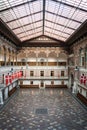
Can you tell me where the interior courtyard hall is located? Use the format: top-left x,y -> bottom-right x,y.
0,0 -> 87,130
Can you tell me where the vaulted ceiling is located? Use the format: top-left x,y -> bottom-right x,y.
0,0 -> 87,46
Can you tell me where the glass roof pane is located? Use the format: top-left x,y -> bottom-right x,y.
51,34 -> 66,41
7,16 -> 42,30
19,17 -> 29,25
59,4 -> 75,18
45,27 -> 68,39
17,33 -> 26,38
45,21 -> 54,27
13,5 -> 28,18
29,0 -> 43,13
45,12 -> 56,22
0,0 -> 10,11
20,31 -> 42,41
32,13 -> 42,22
71,10 -> 87,22
29,32 -> 42,37
50,32 -> 66,39
45,25 -> 70,36
0,13 -> 7,22
61,33 -> 70,38
20,27 -> 42,35
79,0 -> 87,10
56,0 -> 87,11
22,26 -> 33,32
46,0 -> 60,14
7,20 -> 21,29
56,16 -> 69,25
67,21 -> 81,29
13,28 -> 24,34
45,27 -> 52,33
45,20 -> 69,33
53,30 -> 61,36
0,0 -> 33,11
59,6 -> 75,19
45,31 -> 66,41
64,28 -> 74,34
30,31 -> 42,36
0,0 -> 87,42
0,10 -> 16,22
60,0 -> 80,6
17,27 -> 42,37
54,25 -> 64,31
8,0 -> 28,6
46,0 -> 76,18
23,22 -> 42,31
34,28 -> 42,33
35,21 -> 43,27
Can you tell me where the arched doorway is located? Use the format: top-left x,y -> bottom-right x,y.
68,73 -> 74,90
39,80 -> 45,89
41,80 -> 44,87
70,73 -> 74,90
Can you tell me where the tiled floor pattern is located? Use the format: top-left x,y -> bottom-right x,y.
0,88 -> 87,130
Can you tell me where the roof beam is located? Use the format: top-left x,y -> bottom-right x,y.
45,19 -> 75,30
52,0 -> 87,12
46,10 -> 82,24
6,11 -> 42,23
16,26 -> 42,35
12,19 -> 43,30
45,25 -> 70,35
0,0 -> 37,12
21,34 -> 63,43
43,0 -> 46,35
19,31 -> 42,39
22,34 -> 43,42
45,30 -> 66,39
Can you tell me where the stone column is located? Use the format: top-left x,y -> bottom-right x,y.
4,52 -> 6,66
47,57 -> 48,66
0,90 -> 4,105
36,53 -> 38,66
57,53 -> 59,66
72,81 -> 77,93
9,53 -> 11,66
36,57 -> 38,66
85,47 -> 87,69
16,54 -> 17,66
78,49 -> 80,67
12,51 -> 14,66
46,53 -> 49,66
57,58 -> 58,66
13,55 -> 14,66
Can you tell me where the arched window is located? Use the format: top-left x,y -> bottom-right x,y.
40,58 -> 44,66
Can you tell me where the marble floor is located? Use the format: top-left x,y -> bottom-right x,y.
0,88 -> 87,130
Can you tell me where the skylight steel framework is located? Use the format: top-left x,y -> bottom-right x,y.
0,0 -> 87,42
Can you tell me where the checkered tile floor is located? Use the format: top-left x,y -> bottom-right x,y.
0,88 -> 87,130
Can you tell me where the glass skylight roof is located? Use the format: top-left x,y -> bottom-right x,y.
0,0 -> 87,42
